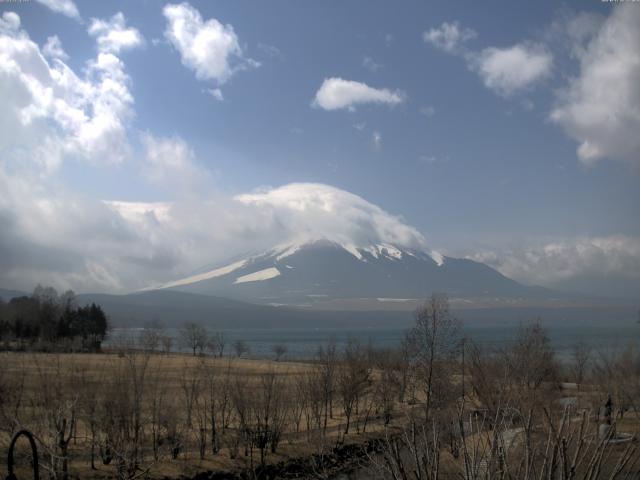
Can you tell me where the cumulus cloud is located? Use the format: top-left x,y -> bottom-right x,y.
0,10 -> 256,293
88,12 -> 144,54
312,77 -> 405,111
207,88 -> 224,101
466,235 -> 640,298
0,160 -> 258,293
140,133 -> 210,193
550,4 -> 640,167
423,21 -> 476,53
424,20 -> 552,96
471,44 -> 552,96
163,2 -> 257,84
0,165 -> 173,293
34,0 -> 80,20
0,11 -> 137,171
42,35 -> 68,60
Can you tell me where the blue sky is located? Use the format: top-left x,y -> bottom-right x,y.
0,0 -> 639,295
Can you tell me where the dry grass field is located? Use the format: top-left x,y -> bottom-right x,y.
1,314 -> 639,480
0,349 -> 412,479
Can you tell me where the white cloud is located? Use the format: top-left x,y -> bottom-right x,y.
312,77 -> 405,111
550,5 -> 640,167
140,133 -> 209,193
423,21 -> 476,53
42,35 -> 68,60
88,12 -> 144,54
163,2 -> 256,84
466,235 -> 640,296
207,88 -> 224,101
471,44 -> 553,96
0,11 -> 136,170
424,21 -> 552,97
257,42 -> 284,60
0,165 -> 174,293
235,183 -> 428,251
34,0 -> 80,20
371,131 -> 382,151
562,12 -> 605,60
0,15 -> 425,291
362,56 -> 382,72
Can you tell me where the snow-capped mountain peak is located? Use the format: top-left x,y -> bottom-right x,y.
270,239 -> 443,265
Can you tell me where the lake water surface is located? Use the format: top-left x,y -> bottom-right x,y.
107,317 -> 640,361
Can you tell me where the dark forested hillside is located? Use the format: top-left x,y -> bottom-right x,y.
0,285 -> 108,351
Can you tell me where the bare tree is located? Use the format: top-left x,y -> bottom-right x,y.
503,322 -> 558,413
161,334 -> 173,354
316,339 -> 337,431
207,331 -> 225,358
289,374 -> 308,433
371,405 -> 640,480
467,341 -> 511,416
139,319 -> 164,353
571,341 -> 592,386
302,368 -> 325,436
179,361 -> 202,428
34,355 -> 79,480
272,343 -> 287,361
147,360 -> 168,462
408,293 -> 461,420
78,363 -> 105,470
232,369 -> 289,466
180,321 -> 208,356
202,358 -> 224,454
99,350 -> 152,479
372,348 -> 401,426
0,355 -> 26,436
337,338 -> 370,435
233,339 -> 249,358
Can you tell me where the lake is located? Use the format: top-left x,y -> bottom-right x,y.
107,312 -> 640,361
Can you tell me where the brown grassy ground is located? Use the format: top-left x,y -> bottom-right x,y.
2,351 -> 638,479
0,351 -> 407,479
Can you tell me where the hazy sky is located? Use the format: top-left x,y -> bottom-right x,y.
0,0 -> 639,295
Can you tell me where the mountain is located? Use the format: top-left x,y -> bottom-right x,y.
0,288 -> 28,301
76,290 -> 638,330
75,290 -> 414,328
151,239 -> 547,307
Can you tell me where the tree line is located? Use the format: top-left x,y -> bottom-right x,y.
0,285 -> 108,351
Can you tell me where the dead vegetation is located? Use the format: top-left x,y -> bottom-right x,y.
1,294 -> 638,479
0,343 -> 415,479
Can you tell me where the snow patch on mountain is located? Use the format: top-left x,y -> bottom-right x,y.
234,267 -> 281,284
431,250 -> 445,266
342,243 -> 364,260
362,243 -> 403,260
275,243 -> 303,261
157,259 -> 248,289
